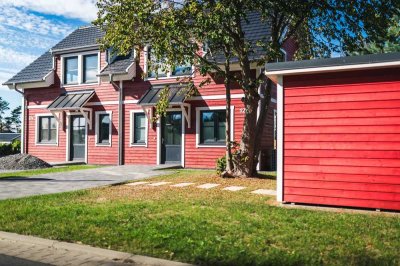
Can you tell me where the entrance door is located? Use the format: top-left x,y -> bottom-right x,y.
70,115 -> 86,161
161,112 -> 182,164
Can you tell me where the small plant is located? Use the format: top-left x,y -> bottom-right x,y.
216,156 -> 226,175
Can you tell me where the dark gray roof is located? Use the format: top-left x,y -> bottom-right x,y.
0,133 -> 20,142
138,85 -> 187,106
47,90 -> 95,110
51,26 -> 104,52
209,12 -> 271,64
100,50 -> 135,75
266,52 -> 400,72
3,51 -> 53,85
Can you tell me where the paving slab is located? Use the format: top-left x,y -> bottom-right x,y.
125,181 -> 149,186
0,165 -> 170,200
222,186 -> 246,191
171,182 -> 195,187
251,189 -> 277,196
148,181 -> 171,186
196,183 -> 220,189
0,231 -> 192,266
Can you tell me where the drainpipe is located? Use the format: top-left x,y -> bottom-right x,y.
13,84 -> 25,154
109,74 -> 124,166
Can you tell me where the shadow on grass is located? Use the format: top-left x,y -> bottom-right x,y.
0,176 -> 114,182
256,172 -> 277,180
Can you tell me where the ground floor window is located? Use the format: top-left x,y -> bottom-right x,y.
200,109 -> 226,145
130,111 -> 148,146
95,111 -> 112,146
37,116 -> 57,144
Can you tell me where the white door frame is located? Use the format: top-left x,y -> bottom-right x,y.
156,108 -> 185,167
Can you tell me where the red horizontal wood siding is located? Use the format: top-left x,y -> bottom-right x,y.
283,68 -> 400,211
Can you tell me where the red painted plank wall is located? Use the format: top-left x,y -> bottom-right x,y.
283,68 -> 400,211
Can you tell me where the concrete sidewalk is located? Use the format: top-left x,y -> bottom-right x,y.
0,165 -> 172,200
0,231 -> 192,266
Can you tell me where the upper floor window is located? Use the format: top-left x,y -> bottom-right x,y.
62,53 -> 99,86
83,54 -> 98,83
64,56 -> 78,85
146,46 -> 192,79
37,116 -> 57,144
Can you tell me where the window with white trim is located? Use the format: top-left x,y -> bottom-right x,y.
62,53 -> 99,86
146,46 -> 192,79
95,112 -> 112,145
131,111 -> 148,145
200,110 -> 226,145
38,116 -> 57,144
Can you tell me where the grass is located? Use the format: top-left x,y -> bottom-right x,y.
0,169 -> 399,265
0,165 -> 100,179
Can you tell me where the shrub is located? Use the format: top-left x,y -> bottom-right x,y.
216,155 -> 226,175
0,140 -> 21,157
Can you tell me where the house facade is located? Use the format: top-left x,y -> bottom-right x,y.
4,16 -> 295,169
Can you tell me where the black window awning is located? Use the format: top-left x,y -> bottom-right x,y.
47,90 -> 95,110
138,85 -> 187,106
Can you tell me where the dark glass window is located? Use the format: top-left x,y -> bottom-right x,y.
147,47 -> 168,78
133,113 -> 146,144
98,114 -> 110,144
83,54 -> 98,83
64,56 -> 78,84
200,110 -> 226,145
38,116 -> 57,143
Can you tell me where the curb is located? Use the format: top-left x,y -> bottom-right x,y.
0,231 -> 192,266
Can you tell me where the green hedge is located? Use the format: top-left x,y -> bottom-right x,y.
0,140 -> 21,157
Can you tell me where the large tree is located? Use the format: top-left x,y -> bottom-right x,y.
95,0 -> 399,177
0,97 -> 10,132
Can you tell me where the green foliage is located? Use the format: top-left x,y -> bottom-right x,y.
0,139 -> 20,157
0,97 -> 10,132
216,155 -> 226,175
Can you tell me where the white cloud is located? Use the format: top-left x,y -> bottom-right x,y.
0,6 -> 74,36
0,47 -> 37,68
0,0 -> 98,23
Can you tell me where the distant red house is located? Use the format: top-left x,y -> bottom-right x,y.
3,13 -> 294,169
266,53 -> 400,211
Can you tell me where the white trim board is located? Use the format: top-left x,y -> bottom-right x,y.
276,76 -> 284,203
129,110 -> 148,147
195,106 -> 234,148
94,111 -> 113,147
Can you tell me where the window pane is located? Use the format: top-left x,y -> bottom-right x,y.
171,62 -> 191,76
200,110 -> 226,145
64,57 -> 78,84
217,111 -> 226,141
50,129 -> 57,142
50,117 -> 57,129
40,129 -> 48,142
98,114 -> 110,144
147,47 -> 168,78
83,54 -> 98,83
134,113 -> 146,144
38,116 -> 56,143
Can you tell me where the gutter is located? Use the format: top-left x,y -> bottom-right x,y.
109,74 -> 124,166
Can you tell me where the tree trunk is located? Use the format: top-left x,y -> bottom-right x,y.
252,78 -> 272,172
224,67 -> 234,174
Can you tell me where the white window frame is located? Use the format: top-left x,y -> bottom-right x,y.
196,106 -> 234,148
35,113 -> 59,146
130,110 -> 148,147
143,45 -> 195,81
61,51 -> 101,87
95,111 -> 112,147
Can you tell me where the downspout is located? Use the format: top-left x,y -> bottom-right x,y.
13,84 -> 25,154
109,74 -> 124,166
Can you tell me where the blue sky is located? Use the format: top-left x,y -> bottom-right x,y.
0,0 -> 98,115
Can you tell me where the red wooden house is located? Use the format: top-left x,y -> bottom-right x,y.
266,53 -> 400,211
4,13 -> 293,169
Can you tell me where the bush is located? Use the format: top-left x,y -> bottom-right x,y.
216,155 -> 226,175
0,140 -> 21,157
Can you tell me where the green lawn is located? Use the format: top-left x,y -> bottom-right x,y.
0,165 -> 100,179
0,169 -> 398,265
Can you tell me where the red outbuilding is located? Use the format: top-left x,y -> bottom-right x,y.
266,53 -> 400,211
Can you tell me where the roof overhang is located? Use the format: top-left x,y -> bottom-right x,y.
265,52 -> 400,83
50,45 -> 100,55
5,70 -> 54,89
98,61 -> 136,82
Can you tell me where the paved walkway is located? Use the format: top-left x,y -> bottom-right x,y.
126,181 -> 277,196
0,231 -> 191,266
0,165 -> 170,200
